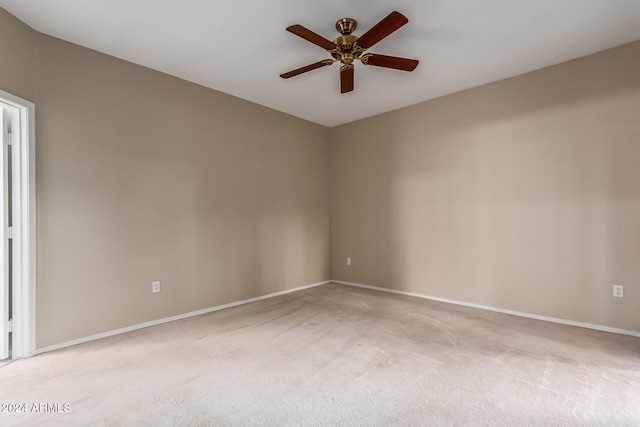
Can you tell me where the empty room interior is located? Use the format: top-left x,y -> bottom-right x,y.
1,1 -> 639,425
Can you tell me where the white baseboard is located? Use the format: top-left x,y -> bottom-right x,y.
36,280 -> 331,355
35,278 -> 639,355
333,280 -> 640,338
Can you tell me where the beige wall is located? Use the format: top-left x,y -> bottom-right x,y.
0,8 -> 35,100
2,9 -> 330,348
330,41 -> 640,333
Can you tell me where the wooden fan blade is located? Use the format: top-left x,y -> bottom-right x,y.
286,25 -> 337,50
280,60 -> 332,79
362,54 -> 419,71
355,11 -> 408,49
340,66 -> 354,93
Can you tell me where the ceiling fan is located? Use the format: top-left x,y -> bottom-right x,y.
280,11 -> 419,94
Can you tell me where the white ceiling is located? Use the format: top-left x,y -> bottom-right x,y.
2,0 -> 640,127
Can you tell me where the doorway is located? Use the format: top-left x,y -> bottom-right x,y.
0,89 -> 36,359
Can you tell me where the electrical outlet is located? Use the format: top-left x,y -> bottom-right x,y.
613,285 -> 623,298
346,257 -> 351,266
152,281 -> 161,293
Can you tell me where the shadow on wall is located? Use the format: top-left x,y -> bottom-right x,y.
331,41 -> 640,331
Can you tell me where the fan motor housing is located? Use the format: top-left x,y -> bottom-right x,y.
332,35 -> 363,65
333,35 -> 359,51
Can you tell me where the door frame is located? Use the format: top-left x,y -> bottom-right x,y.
0,89 -> 36,358
1,106 -> 7,359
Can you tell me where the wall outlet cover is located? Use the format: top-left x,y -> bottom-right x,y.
613,285 -> 623,298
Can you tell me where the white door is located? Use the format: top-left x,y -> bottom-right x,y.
0,105 -> 8,360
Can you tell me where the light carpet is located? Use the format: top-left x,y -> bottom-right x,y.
1,283 -> 639,426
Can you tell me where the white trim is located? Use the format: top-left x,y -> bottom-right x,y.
333,280 -> 640,338
0,89 -> 36,358
0,107 -> 8,359
36,280 -> 331,355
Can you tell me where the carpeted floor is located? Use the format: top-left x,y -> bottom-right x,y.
1,283 -> 639,426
